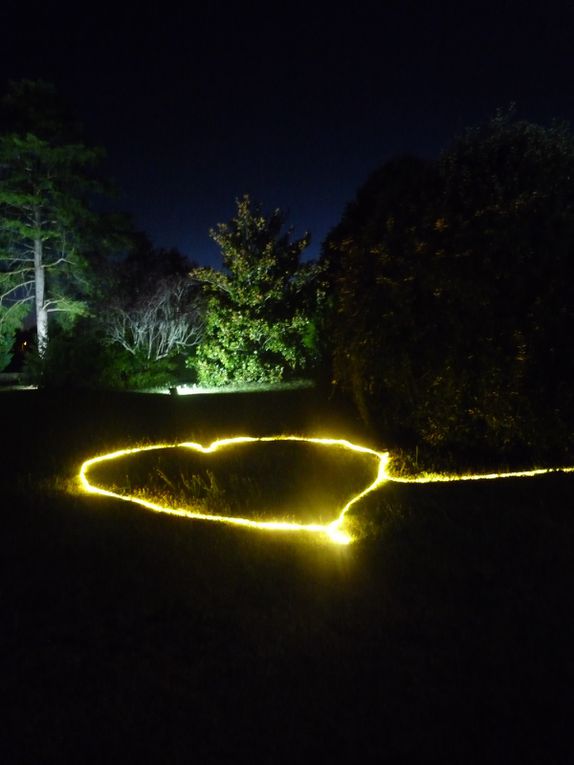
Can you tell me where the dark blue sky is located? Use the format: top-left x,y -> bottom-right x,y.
2,0 -> 574,266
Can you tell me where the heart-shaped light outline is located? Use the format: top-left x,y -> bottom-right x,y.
79,436 -> 391,545
79,435 -> 574,545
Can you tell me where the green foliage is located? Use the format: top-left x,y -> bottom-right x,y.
111,349 -> 186,390
23,317 -> 187,390
23,319 -> 121,389
325,114 -> 574,458
0,301 -> 29,370
189,195 -> 323,385
0,80 -> 108,355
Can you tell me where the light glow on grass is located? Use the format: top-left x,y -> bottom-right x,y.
389,464 -> 574,483
79,436 -> 388,545
79,435 -> 574,545
176,381 -> 313,395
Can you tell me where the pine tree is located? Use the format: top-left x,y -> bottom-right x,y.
0,81 -> 105,361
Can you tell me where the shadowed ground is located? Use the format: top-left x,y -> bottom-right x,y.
1,388 -> 573,763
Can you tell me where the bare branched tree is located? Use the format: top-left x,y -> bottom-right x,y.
105,274 -> 203,360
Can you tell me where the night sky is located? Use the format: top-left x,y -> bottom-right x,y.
2,0 -> 573,267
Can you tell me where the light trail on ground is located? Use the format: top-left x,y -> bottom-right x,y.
79,436 -> 574,545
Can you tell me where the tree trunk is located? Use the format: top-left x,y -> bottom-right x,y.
34,235 -> 48,356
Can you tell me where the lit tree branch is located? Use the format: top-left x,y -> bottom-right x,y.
0,279 -> 35,302
104,275 -> 204,360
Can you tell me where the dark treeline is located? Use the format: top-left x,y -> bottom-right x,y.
1,81 -> 573,464
323,111 -> 574,464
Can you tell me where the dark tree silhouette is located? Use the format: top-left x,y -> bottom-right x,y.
324,113 -> 574,458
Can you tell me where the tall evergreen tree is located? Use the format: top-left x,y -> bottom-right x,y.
189,195 -> 322,385
0,80 -> 106,360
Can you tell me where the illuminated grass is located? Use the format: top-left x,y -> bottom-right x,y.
388,463 -> 574,483
79,435 -> 574,545
79,437 -> 388,545
173,380 -> 313,396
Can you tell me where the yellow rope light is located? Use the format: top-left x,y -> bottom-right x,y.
78,435 -> 574,545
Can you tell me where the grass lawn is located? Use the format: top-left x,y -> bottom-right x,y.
1,388 -> 573,762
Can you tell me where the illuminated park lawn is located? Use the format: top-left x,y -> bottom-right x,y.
79,435 -> 574,545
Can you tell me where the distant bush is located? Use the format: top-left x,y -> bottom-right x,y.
23,318 -> 190,390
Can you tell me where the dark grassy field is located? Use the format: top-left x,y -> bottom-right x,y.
1,389 -> 574,763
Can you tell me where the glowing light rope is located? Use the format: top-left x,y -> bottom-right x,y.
79,436 -> 574,545
389,464 -> 574,483
79,436 -> 387,545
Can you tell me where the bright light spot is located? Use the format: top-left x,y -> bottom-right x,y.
326,522 -> 352,545
173,380 -> 313,396
78,435 -> 574,545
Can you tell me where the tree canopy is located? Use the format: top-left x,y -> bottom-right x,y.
0,80 -> 106,363
189,195 -> 322,386
324,113 -> 574,459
